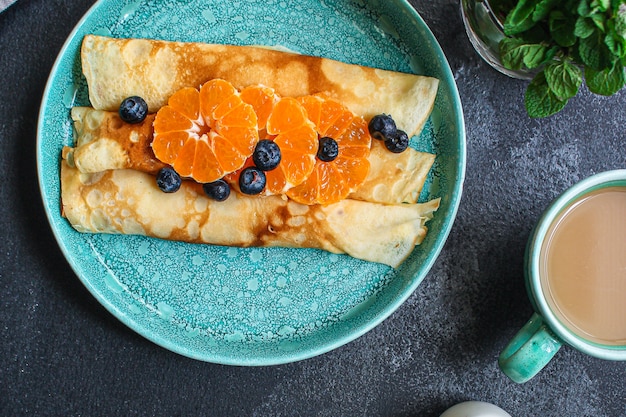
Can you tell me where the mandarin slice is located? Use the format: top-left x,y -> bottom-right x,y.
240,85 -> 278,132
151,79 -> 259,183
286,96 -> 372,205
227,94 -> 318,195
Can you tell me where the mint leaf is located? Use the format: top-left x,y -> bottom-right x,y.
533,0 -> 559,22
591,0 -> 610,11
523,44 -> 551,67
579,30 -> 612,69
544,45 -> 561,62
575,16 -> 597,38
578,0 -> 592,17
550,10 -> 578,46
525,71 -> 569,117
504,0 -> 542,35
500,38 -> 526,69
605,26 -> 626,58
615,4 -> 626,38
500,38 -> 550,69
585,60 -> 626,95
591,0 -> 611,12
544,60 -> 583,99
590,12 -> 607,31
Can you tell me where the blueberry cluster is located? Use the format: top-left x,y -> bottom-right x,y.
368,114 -> 409,153
155,140 -> 284,199
238,139 -> 282,195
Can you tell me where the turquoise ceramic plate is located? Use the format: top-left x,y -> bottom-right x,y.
37,0 -> 465,365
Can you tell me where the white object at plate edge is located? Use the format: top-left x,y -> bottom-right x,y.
440,401 -> 512,417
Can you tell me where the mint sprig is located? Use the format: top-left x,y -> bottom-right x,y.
498,0 -> 626,118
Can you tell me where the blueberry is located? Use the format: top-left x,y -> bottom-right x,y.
317,137 -> 339,162
203,179 -> 231,201
384,129 -> 409,153
368,114 -> 397,140
239,167 -> 266,195
156,166 -> 182,193
252,139 -> 281,171
119,96 -> 148,124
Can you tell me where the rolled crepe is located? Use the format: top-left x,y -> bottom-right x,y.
81,35 -> 439,137
61,161 -> 439,268
66,107 -> 436,204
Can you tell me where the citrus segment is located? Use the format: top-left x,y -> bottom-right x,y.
150,131 -> 188,165
212,133 -> 250,172
322,108 -> 354,139
219,126 -> 261,154
269,124 -> 318,192
212,94 -> 244,121
217,100 -> 258,128
277,125 -> 319,182
189,142 -> 222,180
240,85 -> 278,130
316,98 -> 349,135
296,95 -> 322,127
199,79 -> 237,116
152,105 -> 195,134
166,87 -> 200,120
226,95 -> 318,195
266,97 -> 311,134
173,139 -> 205,178
286,96 -> 372,205
151,79 -> 259,183
262,97 -> 318,194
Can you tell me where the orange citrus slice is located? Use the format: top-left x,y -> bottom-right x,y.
286,95 -> 372,205
151,79 -> 259,183
226,87 -> 318,195
240,85 -> 277,134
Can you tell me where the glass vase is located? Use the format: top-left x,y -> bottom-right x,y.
460,0 -> 535,80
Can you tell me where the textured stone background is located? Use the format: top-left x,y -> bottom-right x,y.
1,0 -> 624,416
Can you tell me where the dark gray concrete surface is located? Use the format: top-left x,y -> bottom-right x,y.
1,0 -> 624,416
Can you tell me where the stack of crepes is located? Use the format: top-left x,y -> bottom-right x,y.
60,35 -> 441,268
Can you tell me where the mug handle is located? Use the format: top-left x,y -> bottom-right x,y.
498,312 -> 562,383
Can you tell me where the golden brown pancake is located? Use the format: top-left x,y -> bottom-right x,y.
61,161 -> 439,268
81,35 -> 439,137
62,35 -> 442,266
